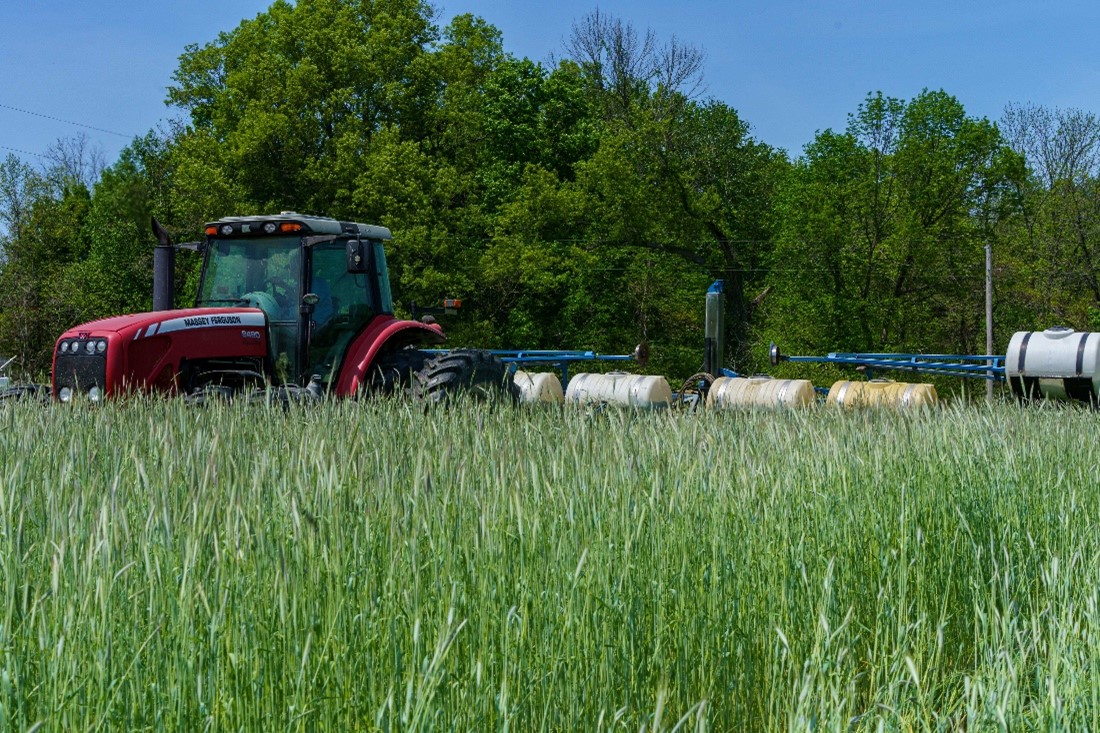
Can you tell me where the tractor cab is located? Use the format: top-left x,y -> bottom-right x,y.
196,213 -> 395,386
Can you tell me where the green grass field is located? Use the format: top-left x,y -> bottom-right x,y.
1,398 -> 1099,731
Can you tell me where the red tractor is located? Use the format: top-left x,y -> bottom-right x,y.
43,212 -> 515,403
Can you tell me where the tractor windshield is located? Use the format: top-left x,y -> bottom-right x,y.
198,236 -> 303,380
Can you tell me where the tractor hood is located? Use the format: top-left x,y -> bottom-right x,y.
53,306 -> 273,400
58,307 -> 268,340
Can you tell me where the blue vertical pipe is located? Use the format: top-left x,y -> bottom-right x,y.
704,280 -> 725,375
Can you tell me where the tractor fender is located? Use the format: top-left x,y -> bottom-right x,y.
334,316 -> 445,396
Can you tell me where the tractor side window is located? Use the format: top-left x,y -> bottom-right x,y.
308,242 -> 375,382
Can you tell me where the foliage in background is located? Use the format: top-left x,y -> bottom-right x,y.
997,103 -> 1100,334
759,91 -> 1025,362
0,0 -> 1097,382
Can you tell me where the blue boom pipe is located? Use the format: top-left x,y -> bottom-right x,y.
493,349 -> 641,387
428,344 -> 649,387
769,343 -> 1006,382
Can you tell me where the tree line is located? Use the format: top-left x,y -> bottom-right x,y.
2,0 -> 1098,384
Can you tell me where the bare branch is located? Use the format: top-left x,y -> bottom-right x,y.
565,10 -> 705,113
41,133 -> 105,189
657,36 -> 704,98
1002,102 -> 1100,187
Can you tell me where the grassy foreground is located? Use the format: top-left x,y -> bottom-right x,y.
1,398 -> 1099,731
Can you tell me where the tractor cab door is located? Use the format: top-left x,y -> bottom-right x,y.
306,240 -> 379,384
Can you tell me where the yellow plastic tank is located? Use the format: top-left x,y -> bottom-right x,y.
564,372 -> 672,408
826,379 -> 937,409
707,376 -> 815,409
513,370 -> 564,404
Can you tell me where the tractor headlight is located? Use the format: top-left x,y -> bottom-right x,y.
96,339 -> 107,353
59,387 -> 73,402
85,340 -> 96,354
88,386 -> 102,402
59,341 -> 69,354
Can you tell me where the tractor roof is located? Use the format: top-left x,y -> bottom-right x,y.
205,212 -> 392,240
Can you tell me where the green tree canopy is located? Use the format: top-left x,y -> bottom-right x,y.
763,90 -> 1025,360
7,1 -> 1072,387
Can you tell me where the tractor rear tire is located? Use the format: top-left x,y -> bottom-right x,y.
368,349 -> 431,397
413,349 -> 518,404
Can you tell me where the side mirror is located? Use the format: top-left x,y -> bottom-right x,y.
346,239 -> 368,273
300,292 -> 320,316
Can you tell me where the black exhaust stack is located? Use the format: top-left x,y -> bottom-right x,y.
152,218 -> 176,311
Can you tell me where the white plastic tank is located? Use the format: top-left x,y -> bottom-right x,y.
707,376 -> 815,409
826,379 -> 937,409
1005,327 -> 1100,402
513,370 -> 564,404
564,372 -> 672,408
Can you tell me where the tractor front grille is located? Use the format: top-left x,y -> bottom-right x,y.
54,352 -> 107,398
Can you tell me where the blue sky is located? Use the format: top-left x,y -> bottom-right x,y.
2,0 -> 1097,167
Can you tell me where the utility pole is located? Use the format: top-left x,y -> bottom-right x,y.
985,241 -> 993,401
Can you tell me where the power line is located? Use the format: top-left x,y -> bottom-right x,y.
0,144 -> 44,159
0,102 -> 131,138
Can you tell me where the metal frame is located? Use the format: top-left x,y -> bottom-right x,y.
0,356 -> 14,390
770,344 -> 1006,382
426,349 -> 639,386
499,350 -> 640,386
